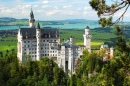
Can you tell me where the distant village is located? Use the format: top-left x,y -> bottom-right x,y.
0,30 -> 17,41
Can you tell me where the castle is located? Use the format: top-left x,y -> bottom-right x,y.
17,9 -> 91,74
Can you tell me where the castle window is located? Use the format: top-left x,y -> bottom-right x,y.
28,41 -> 30,43
47,40 -> 49,42
24,41 -> 26,43
43,40 -> 45,42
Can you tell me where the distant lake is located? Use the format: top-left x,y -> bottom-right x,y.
0,23 -> 101,30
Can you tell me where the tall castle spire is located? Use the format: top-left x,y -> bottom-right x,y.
29,8 -> 35,28
30,8 -> 34,19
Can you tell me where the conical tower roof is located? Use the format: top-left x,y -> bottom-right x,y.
86,26 -> 90,29
37,22 -> 40,29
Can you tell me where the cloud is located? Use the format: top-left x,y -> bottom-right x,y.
84,6 -> 91,10
33,5 -> 38,8
1,9 -> 12,14
43,0 -> 48,4
46,10 -> 59,16
42,5 -> 51,8
54,6 -> 58,9
83,11 -> 88,16
35,10 -> 44,13
25,5 -> 31,8
77,8 -> 82,11
63,5 -> 71,8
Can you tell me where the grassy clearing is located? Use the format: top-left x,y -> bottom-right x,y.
76,42 -> 103,48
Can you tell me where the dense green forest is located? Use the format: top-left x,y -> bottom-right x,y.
0,48 -> 130,86
0,53 -> 67,86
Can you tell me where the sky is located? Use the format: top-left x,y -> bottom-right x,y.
0,0 -> 130,21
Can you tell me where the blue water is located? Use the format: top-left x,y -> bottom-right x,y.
0,23 -> 101,30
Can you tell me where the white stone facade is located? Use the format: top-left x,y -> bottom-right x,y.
17,9 -> 91,74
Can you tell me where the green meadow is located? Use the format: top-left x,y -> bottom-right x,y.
0,37 -> 17,56
0,28 -> 117,55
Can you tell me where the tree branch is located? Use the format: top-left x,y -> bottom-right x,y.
115,4 -> 130,24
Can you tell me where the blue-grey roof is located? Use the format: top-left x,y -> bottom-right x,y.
19,27 -> 59,39
62,42 -> 78,48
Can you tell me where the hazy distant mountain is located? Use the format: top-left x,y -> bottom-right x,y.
0,17 -> 17,22
0,17 -> 98,26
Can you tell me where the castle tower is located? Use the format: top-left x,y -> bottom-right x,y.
83,26 -> 91,52
36,22 -> 41,60
69,37 -> 73,44
29,8 -> 35,28
68,48 -> 74,74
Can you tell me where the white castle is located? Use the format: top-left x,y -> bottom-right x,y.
17,9 -> 91,74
